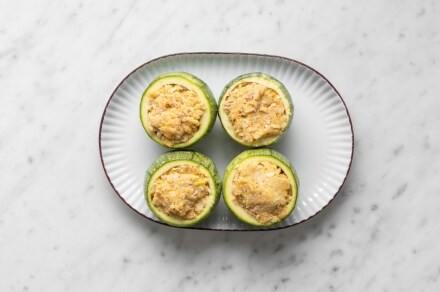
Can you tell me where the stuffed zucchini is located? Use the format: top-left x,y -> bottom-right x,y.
145,151 -> 221,227
223,149 -> 298,226
140,72 -> 217,148
218,73 -> 293,147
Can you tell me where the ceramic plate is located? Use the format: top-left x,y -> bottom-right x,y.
99,53 -> 354,231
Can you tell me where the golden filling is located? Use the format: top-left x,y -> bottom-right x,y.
151,164 -> 211,220
147,84 -> 206,146
232,160 -> 292,224
223,82 -> 288,144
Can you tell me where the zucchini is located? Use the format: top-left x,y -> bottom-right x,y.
218,72 -> 293,147
140,72 -> 217,148
223,149 -> 298,226
145,151 -> 221,227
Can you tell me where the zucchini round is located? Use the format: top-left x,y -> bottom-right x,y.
218,72 -> 293,147
145,151 -> 221,227
140,72 -> 217,148
223,149 -> 298,226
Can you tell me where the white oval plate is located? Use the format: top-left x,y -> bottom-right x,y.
99,53 -> 354,231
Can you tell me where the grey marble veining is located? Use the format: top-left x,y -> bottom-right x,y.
1,0 -> 440,291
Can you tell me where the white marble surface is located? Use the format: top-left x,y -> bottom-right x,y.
1,0 -> 439,291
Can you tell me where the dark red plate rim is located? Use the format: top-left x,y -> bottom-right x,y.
98,52 -> 355,232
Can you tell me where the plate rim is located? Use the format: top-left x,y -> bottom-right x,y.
99,52 -> 355,231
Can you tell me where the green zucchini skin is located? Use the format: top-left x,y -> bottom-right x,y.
145,151 -> 221,227
140,72 -> 217,149
218,72 -> 293,147
222,148 -> 299,227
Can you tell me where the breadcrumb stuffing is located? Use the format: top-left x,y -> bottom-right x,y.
147,84 -> 206,146
232,160 -> 292,224
223,82 -> 287,144
151,164 -> 211,220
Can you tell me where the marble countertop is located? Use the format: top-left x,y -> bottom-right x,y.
1,0 -> 439,291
